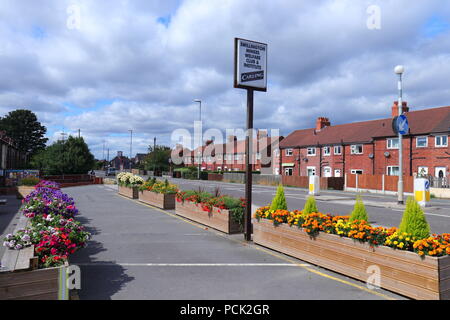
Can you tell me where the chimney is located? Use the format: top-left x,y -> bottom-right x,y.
205,139 -> 213,146
117,151 -> 123,157
227,135 -> 237,142
257,129 -> 268,140
391,101 -> 409,117
316,117 -> 331,131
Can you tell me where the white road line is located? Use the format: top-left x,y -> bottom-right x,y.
75,263 -> 310,267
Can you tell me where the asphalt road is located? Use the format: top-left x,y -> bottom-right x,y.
153,177 -> 450,235
67,185 -> 403,300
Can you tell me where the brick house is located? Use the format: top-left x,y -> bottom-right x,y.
110,151 -> 131,170
183,131 -> 284,174
280,103 -> 450,179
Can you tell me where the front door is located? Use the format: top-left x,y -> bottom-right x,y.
435,167 -> 446,178
324,167 -> 332,177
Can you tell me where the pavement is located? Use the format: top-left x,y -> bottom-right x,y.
66,184 -> 404,300
0,195 -> 23,259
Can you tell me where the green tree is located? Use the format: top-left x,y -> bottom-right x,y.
30,136 -> 95,175
144,145 -> 171,172
303,196 -> 319,215
349,196 -> 369,223
398,197 -> 430,240
0,109 -> 48,157
270,184 -> 288,211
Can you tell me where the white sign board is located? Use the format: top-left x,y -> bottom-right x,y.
234,38 -> 267,92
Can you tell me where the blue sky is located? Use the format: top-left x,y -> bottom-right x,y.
0,0 -> 449,160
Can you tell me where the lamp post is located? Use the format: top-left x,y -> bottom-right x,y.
395,65 -> 405,204
194,99 -> 202,180
129,129 -> 133,171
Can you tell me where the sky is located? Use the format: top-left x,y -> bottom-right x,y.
0,0 -> 450,160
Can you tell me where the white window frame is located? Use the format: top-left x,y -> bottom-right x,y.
351,169 -> 363,175
386,166 -> 400,176
323,146 -> 331,156
284,167 -> 293,176
350,145 -> 363,154
285,149 -> 293,156
387,138 -> 399,149
416,136 -> 428,148
307,147 -> 316,156
435,135 -> 448,148
334,169 -> 341,177
307,166 -> 316,176
334,146 -> 342,155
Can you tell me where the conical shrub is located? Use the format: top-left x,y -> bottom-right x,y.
270,184 -> 288,211
398,197 -> 430,240
302,196 -> 318,215
349,195 -> 369,222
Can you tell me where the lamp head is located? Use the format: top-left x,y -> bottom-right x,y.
394,65 -> 404,75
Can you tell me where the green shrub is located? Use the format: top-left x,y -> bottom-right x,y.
349,196 -> 369,223
270,184 -> 287,211
303,196 -> 318,215
398,197 -> 430,240
19,176 -> 40,186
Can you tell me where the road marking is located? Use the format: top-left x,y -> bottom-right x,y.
117,194 -> 396,300
75,263 -> 308,267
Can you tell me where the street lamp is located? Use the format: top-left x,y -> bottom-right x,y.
194,99 -> 202,179
129,129 -> 133,171
395,65 -> 404,204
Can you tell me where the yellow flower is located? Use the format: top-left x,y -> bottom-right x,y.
394,241 -> 398,245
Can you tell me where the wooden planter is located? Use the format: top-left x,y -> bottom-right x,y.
17,186 -> 35,199
175,200 -> 242,234
138,190 -> 175,209
118,185 -> 138,199
253,219 -> 450,300
0,214 -> 70,300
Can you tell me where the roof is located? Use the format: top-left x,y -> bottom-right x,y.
190,136 -> 283,156
280,105 -> 450,149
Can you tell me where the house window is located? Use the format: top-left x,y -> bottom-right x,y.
417,166 -> 428,177
284,167 -> 293,176
387,166 -> 400,176
307,167 -> 316,176
416,136 -> 428,148
350,145 -> 363,154
323,146 -> 331,156
307,147 -> 316,156
387,138 -> 399,149
334,169 -> 341,177
436,135 -> 448,147
334,146 -> 342,155
351,169 -> 363,175
285,149 -> 293,156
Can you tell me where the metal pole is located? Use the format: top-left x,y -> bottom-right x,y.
397,73 -> 404,204
153,137 -> 156,175
197,100 -> 202,180
244,89 -> 254,241
129,130 -> 133,170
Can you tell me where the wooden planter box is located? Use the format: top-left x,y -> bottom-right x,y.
118,185 -> 138,199
17,186 -> 35,199
253,219 -> 450,300
138,190 -> 175,209
175,200 -> 242,234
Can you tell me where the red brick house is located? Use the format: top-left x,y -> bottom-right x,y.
280,103 -> 450,179
182,131 -> 284,174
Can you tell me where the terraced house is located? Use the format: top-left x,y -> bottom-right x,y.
280,102 -> 450,181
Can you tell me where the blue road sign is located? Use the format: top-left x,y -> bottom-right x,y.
396,114 -> 409,135
425,180 -> 430,190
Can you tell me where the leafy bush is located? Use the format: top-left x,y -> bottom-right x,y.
139,179 -> 178,194
270,184 -> 287,211
19,176 -> 40,186
303,196 -> 318,215
349,196 -> 369,223
398,197 -> 430,240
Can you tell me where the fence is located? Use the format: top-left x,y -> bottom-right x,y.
428,177 -> 449,189
345,174 -> 414,193
222,173 -> 281,186
282,176 -> 345,190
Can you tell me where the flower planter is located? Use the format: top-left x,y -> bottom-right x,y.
118,185 -> 138,199
17,186 -> 35,199
176,200 -> 242,234
138,190 -> 175,210
252,218 -> 450,300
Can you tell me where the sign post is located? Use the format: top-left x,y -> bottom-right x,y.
234,38 -> 267,241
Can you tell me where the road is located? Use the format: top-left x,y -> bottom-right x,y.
67,184 -> 404,300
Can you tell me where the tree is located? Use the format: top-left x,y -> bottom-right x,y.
0,109 -> 48,157
349,196 -> 369,223
30,136 -> 95,175
398,197 -> 430,240
144,145 -> 171,172
270,184 -> 287,211
302,196 -> 319,215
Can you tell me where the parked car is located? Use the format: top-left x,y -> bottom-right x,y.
106,168 -> 116,176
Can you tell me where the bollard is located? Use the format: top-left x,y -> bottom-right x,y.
414,178 -> 431,207
309,175 -> 320,196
